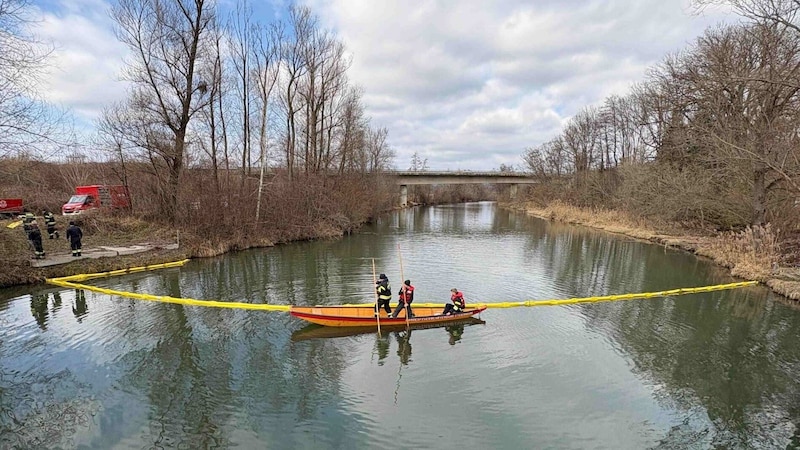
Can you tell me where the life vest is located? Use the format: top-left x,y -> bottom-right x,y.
399,285 -> 414,303
451,291 -> 465,310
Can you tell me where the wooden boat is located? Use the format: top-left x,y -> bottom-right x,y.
291,317 -> 486,341
289,305 -> 487,328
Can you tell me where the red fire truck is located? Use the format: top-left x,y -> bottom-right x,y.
61,185 -> 131,216
0,198 -> 24,218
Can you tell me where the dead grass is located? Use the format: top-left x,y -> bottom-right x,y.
507,199 -> 800,301
518,200 -> 670,240
699,225 -> 780,281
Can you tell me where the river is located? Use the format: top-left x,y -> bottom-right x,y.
1,202 -> 799,449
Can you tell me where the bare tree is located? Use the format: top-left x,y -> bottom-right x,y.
111,0 -> 215,223
523,137 -> 570,178
278,5 -> 313,180
227,1 -> 253,189
336,87 -> 366,173
0,0 -> 73,158
670,23 -> 800,225
409,151 -> 428,171
562,106 -> 601,183
695,0 -> 800,37
253,21 -> 282,221
366,127 -> 394,172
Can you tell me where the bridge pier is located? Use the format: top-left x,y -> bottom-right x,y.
400,185 -> 408,207
509,184 -> 518,199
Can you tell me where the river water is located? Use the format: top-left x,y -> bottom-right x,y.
1,202 -> 799,449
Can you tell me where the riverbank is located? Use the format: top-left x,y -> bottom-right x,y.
0,212 -> 356,288
505,200 -> 800,301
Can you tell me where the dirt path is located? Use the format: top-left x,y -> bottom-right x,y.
29,242 -> 180,268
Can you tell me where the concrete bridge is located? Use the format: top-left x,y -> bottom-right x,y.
392,171 -> 538,206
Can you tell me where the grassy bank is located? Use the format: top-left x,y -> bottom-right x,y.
0,212 -> 361,288
505,200 -> 800,301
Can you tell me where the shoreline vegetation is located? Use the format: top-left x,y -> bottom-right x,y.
7,198 -> 800,306
506,200 -> 800,302
0,178 -> 497,288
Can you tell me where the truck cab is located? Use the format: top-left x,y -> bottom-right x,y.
62,185 -> 130,216
61,194 -> 97,215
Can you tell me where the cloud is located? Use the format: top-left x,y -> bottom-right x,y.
34,0 -> 129,123
305,0 -> 732,170
27,0 -> 732,170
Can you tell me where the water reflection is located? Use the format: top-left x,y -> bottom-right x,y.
4,203 -> 800,448
395,329 -> 412,365
445,323 -> 464,345
290,318 -> 486,343
72,289 -> 87,321
30,292 -> 49,329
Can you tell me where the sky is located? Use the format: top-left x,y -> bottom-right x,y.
30,0 -> 734,171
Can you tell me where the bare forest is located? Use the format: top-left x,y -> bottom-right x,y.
1,0 -> 402,253
522,0 -> 800,267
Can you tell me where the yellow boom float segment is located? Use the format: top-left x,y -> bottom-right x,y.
47,261 -> 758,311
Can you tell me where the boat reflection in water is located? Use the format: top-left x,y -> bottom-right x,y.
290,317 -> 486,341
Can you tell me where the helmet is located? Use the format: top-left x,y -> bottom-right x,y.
379,273 -> 387,279
404,280 -> 411,286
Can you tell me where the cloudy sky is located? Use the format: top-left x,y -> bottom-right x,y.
32,0 -> 733,170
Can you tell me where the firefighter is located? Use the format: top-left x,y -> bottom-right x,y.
391,279 -> 415,318
375,273 -> 392,315
22,212 -> 45,259
42,210 -> 59,239
441,288 -> 465,315
66,221 -> 83,257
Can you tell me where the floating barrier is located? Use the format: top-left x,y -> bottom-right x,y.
47,261 -> 759,312
49,260 -> 288,312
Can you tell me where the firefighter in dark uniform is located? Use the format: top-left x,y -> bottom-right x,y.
42,210 -> 59,239
375,273 -> 392,315
66,221 -> 83,257
22,212 -> 45,259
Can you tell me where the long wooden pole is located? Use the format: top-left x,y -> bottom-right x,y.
397,244 -> 410,328
372,258 -> 381,336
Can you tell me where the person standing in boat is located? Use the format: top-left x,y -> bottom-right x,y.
375,273 -> 392,315
442,288 -> 465,315
392,279 -> 415,318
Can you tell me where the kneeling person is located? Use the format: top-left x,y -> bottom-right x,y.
441,288 -> 465,315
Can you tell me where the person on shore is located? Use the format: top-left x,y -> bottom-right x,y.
42,210 -> 59,239
392,279 -> 415,318
441,288 -> 465,315
22,212 -> 45,259
66,221 -> 83,257
375,273 -> 392,315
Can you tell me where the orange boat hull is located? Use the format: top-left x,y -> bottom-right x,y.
290,305 -> 487,327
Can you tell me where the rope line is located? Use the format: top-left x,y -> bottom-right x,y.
46,261 -> 759,311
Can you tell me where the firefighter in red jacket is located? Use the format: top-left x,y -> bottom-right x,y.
442,288 -> 465,315
392,279 -> 415,318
